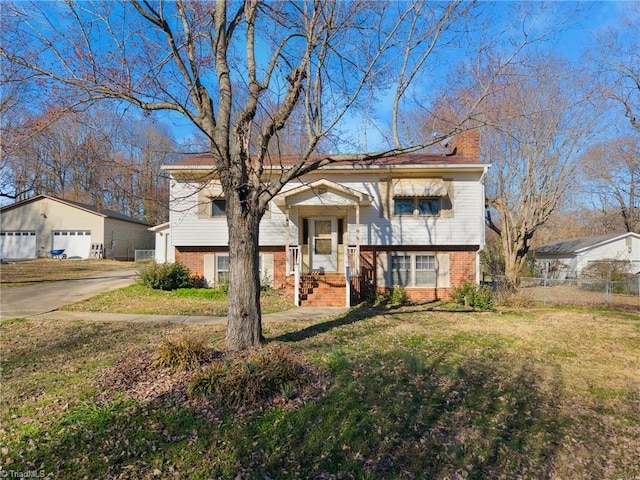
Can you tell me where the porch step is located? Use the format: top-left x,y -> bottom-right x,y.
298,273 -> 347,307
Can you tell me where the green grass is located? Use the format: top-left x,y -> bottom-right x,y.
1,306 -> 638,479
61,284 -> 294,316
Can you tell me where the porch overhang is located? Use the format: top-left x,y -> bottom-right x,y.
274,179 -> 371,208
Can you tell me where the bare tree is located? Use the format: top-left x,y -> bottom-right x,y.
581,136 -> 640,233
1,1 -> 566,349
483,57 -> 599,277
2,103 -> 174,222
595,3 -> 640,131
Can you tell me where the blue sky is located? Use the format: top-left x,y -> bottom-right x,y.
156,1 -> 637,150
9,1 -> 634,149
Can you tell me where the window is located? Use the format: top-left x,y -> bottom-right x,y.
391,253 -> 437,287
216,254 -> 263,286
393,198 -> 415,216
417,198 -> 440,216
415,254 -> 436,286
394,197 -> 440,216
391,255 -> 411,286
217,255 -> 229,284
211,199 -> 226,217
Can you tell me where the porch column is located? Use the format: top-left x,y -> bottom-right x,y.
285,206 -> 290,274
355,204 -> 360,258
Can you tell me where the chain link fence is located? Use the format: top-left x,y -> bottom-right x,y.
486,276 -> 640,310
134,249 -> 155,262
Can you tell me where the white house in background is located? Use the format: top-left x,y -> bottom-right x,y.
161,131 -> 490,307
149,222 -> 175,263
0,194 -> 153,260
534,232 -> 640,278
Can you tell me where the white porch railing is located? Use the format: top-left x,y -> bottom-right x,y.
345,246 -> 360,308
289,246 -> 301,306
288,245 -> 301,275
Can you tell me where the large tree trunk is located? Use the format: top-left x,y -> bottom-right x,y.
225,190 -> 265,351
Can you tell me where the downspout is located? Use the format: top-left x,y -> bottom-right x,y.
478,165 -> 490,283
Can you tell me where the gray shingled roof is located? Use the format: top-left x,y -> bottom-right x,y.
60,197 -> 151,225
535,234 -> 626,255
1,194 -> 151,226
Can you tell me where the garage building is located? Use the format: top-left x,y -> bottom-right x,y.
0,195 -> 153,260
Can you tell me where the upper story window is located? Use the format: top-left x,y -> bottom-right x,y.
211,199 -> 226,217
393,196 -> 441,217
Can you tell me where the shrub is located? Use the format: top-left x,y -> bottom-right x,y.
390,285 -> 408,306
188,345 -> 308,407
155,335 -> 211,371
492,280 -> 531,308
451,281 -> 494,310
260,272 -> 273,292
138,261 -> 197,291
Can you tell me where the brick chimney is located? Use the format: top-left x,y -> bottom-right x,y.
450,129 -> 479,160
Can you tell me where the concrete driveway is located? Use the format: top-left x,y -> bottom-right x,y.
0,268 -> 137,320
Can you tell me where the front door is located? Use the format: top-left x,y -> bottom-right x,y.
310,217 -> 337,272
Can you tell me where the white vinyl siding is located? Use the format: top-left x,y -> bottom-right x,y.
169,171 -> 486,248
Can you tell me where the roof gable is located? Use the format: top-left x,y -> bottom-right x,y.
0,194 -> 151,226
274,179 -> 371,208
535,232 -> 640,255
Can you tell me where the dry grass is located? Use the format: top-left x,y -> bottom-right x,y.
0,258 -> 133,285
1,305 -> 638,479
154,335 -> 214,371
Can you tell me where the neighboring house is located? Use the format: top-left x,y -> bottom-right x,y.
0,194 -> 153,260
534,232 -> 640,279
149,222 -> 175,264
162,132 -> 489,306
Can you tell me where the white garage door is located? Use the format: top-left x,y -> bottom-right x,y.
0,231 -> 37,259
52,231 -> 92,259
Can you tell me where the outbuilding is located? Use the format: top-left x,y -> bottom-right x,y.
0,195 -> 153,260
535,232 -> 640,279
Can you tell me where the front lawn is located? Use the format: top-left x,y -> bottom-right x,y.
0,259 -> 133,286
1,306 -> 638,479
60,284 -> 294,316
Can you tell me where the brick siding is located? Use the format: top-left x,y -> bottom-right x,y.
174,247 -> 476,306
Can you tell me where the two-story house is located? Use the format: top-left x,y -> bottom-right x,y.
162,132 -> 488,307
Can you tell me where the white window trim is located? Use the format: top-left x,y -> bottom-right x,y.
389,252 -> 439,287
393,196 -> 441,218
214,253 -> 264,286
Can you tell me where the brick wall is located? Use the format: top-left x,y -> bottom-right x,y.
175,247 -> 476,306
175,246 -> 227,277
273,250 -> 288,289
376,250 -> 477,303
175,247 -> 290,286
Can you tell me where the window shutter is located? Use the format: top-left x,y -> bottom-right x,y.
437,253 -> 450,288
440,180 -> 454,218
379,178 -> 390,218
196,191 -> 210,218
203,254 -> 216,287
377,252 -> 389,287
